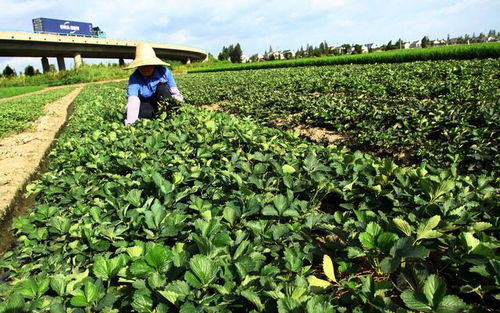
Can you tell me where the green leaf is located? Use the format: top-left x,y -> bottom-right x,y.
277,297 -> 301,313
262,205 -> 279,216
308,276 -> 332,289
423,274 -> 446,308
158,290 -> 178,305
223,206 -> 240,225
17,278 -> 37,298
50,274 -> 67,297
393,217 -> 413,236
347,246 -> 366,258
184,271 -> 202,288
282,164 -> 296,174
241,290 -> 265,311
282,209 -> 300,217
391,237 -> 429,259
127,245 -> 144,258
144,201 -> 167,230
273,194 -> 288,214
205,120 -> 217,131
93,256 -> 124,281
84,281 -> 100,303
97,294 -> 117,311
189,254 -> 219,286
159,280 -> 190,304
306,296 -> 334,313
127,189 -> 142,207
131,290 -> 153,313
213,230 -> 232,244
460,232 -> 480,252
376,232 -> 399,252
145,245 -> 172,272
365,222 -> 382,237
416,215 -> 441,241
359,233 -> 376,249
147,272 -> 165,289
431,180 -> 455,202
130,260 -> 154,277
70,295 -> 88,307
180,302 -> 197,313
401,290 -> 432,312
323,255 -> 336,283
435,295 -> 466,313
380,257 -> 401,274
3,293 -> 25,311
472,222 -> 492,232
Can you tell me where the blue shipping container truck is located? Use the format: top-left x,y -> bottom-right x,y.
32,18 -> 105,38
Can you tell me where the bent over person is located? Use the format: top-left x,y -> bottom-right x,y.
123,43 -> 183,125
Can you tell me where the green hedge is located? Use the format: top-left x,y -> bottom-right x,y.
189,43 -> 500,73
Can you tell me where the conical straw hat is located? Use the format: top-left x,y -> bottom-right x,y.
123,43 -> 170,70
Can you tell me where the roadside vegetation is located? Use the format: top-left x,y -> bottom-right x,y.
0,64 -> 129,88
0,85 -> 46,99
0,87 -> 75,137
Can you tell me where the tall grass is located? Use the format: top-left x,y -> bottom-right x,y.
0,64 -> 130,87
0,85 -> 46,99
188,43 -> 500,73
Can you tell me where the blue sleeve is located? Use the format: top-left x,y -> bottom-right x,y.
163,68 -> 177,88
127,73 -> 140,97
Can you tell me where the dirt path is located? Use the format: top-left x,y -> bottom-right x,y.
0,78 -> 126,103
0,87 -> 83,225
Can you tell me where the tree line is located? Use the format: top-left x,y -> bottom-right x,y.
217,44 -> 243,63
0,65 -> 41,78
217,29 -> 498,63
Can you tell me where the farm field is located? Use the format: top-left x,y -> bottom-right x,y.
187,43 -> 500,73
0,70 -> 498,313
177,59 -> 500,178
0,87 -> 75,138
0,86 -> 46,99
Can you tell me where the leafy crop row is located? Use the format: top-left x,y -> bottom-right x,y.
0,87 -> 75,138
188,43 -> 500,73
0,84 -> 498,312
177,59 -> 500,176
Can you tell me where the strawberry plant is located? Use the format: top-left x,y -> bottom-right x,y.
0,80 -> 498,312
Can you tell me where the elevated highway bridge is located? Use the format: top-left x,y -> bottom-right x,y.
0,31 -> 207,72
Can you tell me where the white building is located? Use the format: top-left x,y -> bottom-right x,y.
409,40 -> 421,48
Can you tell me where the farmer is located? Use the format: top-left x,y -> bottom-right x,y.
123,43 -> 183,125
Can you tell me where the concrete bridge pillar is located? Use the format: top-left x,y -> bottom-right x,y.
119,58 -> 125,66
73,52 -> 82,69
57,56 -> 66,71
41,57 -> 50,73
185,58 -> 191,64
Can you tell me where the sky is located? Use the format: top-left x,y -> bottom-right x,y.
1,0 -> 499,73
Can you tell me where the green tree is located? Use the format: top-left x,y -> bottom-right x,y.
341,44 -> 351,54
230,43 -> 243,63
354,44 -> 363,54
421,36 -> 430,48
24,65 -> 35,76
2,65 -> 16,77
395,38 -> 404,49
218,46 -> 230,61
